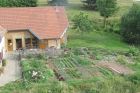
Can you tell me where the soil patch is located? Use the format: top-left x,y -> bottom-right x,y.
97,61 -> 133,75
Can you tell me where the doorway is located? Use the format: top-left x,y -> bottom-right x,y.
16,39 -> 22,50
7,39 -> 13,51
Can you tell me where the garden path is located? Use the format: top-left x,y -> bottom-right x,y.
0,57 -> 21,87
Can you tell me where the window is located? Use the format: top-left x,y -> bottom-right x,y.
25,38 -> 38,49
25,38 -> 31,49
32,39 -> 38,48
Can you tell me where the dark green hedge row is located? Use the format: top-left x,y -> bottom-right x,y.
0,0 -> 37,7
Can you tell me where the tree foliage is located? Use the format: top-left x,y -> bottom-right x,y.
48,0 -> 68,6
72,12 -> 93,33
81,0 -> 97,9
97,0 -> 117,28
121,4 -> 140,44
0,0 -> 37,7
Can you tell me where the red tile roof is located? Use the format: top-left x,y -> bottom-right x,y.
0,7 -> 69,39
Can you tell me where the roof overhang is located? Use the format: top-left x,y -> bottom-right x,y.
7,29 -> 40,40
7,26 -> 69,40
60,26 -> 68,38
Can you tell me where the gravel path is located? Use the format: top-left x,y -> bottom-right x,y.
0,59 -> 21,87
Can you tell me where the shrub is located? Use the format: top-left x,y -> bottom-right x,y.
72,12 -> 93,34
26,54 -> 34,59
2,59 -> 7,67
48,0 -> 68,6
125,46 -> 139,56
127,72 -> 140,85
106,19 -> 120,34
121,4 -> 140,44
36,54 -> 47,60
17,0 -> 37,7
116,55 -> 127,64
81,0 -> 97,9
0,0 -> 37,7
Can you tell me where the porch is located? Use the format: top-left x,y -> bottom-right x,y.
5,30 -> 66,52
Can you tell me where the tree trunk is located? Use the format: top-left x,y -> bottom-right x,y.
103,17 -> 107,29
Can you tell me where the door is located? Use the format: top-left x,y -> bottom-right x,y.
39,40 -> 48,49
7,39 -> 13,51
16,39 -> 22,50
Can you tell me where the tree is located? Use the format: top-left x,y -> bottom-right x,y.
0,0 -> 16,7
121,4 -> 140,44
72,12 -> 93,34
97,0 -> 117,28
17,0 -> 37,7
81,0 -> 97,9
0,0 -> 37,7
48,0 -> 68,6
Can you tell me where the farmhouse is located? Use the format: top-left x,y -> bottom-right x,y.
0,7 -> 68,51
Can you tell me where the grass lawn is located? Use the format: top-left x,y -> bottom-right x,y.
65,0 -> 133,51
66,0 -> 133,19
67,30 -> 129,51
38,0 -> 134,51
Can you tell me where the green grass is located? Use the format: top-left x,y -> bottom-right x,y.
67,30 -> 129,51
38,0 -> 133,51
66,0 -> 133,19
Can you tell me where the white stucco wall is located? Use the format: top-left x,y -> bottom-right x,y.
0,37 -> 5,53
0,36 -> 5,67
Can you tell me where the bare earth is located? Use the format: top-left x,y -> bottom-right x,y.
0,59 -> 21,87
97,61 -> 133,75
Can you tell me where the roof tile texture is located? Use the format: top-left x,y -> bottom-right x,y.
0,7 -> 68,39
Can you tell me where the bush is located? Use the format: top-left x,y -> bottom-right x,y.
125,46 -> 139,56
0,0 -> 37,7
17,0 -> 37,7
116,55 -> 127,64
127,72 -> 140,85
2,59 -> 7,67
121,4 -> 140,44
81,0 -> 97,9
36,54 -> 47,60
105,19 -> 120,34
48,0 -> 68,6
72,12 -> 94,33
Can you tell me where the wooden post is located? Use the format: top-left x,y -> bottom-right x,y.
30,34 -> 33,48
